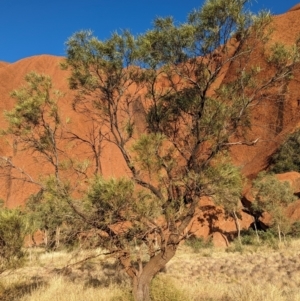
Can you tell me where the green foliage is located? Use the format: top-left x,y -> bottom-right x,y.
206,158 -> 243,213
5,72 -> 61,137
270,129 -> 300,173
25,177 -> 79,250
258,230 -> 279,249
84,175 -> 163,251
0,208 -> 27,272
288,221 -> 300,238
4,72 -> 64,180
131,133 -> 165,176
239,229 -> 277,247
252,172 -> 296,241
185,236 -> 213,253
87,176 -> 135,223
252,172 -> 296,213
87,176 -> 161,219
239,229 -> 258,246
3,72 -> 85,250
227,229 -> 281,252
267,40 -> 300,72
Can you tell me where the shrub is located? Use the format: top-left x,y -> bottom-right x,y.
185,236 -> 213,253
288,221 -> 300,238
0,208 -> 27,272
228,229 -> 281,251
240,229 -> 260,246
270,129 -> 300,173
259,230 -> 279,249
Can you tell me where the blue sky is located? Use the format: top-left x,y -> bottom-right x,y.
0,0 -> 298,63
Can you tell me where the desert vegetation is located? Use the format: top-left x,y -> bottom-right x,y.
270,129 -> 300,174
1,0 -> 300,300
1,238 -> 300,301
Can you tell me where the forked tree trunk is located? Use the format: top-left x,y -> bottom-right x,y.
131,245 -> 177,301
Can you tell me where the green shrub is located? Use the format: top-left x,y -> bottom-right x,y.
229,229 -> 281,250
248,229 -> 280,249
240,229 -> 260,246
270,129 -> 300,173
288,221 -> 300,238
227,229 -> 280,252
185,236 -> 213,253
0,208 -> 27,272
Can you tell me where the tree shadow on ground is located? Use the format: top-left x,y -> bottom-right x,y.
51,259 -> 127,289
0,278 -> 46,301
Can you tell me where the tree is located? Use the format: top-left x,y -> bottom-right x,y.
25,179 -> 78,250
0,206 -> 27,273
2,72 -> 84,250
252,172 -> 296,244
64,0 -> 300,300
65,120 -> 105,176
3,72 -> 63,182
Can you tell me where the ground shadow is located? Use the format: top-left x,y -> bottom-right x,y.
0,279 -> 46,301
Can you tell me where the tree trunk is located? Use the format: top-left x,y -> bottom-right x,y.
233,210 -> 241,245
132,244 -> 177,301
283,232 -> 287,245
253,217 -> 260,243
55,226 -> 61,249
44,229 -> 48,247
278,224 -> 282,243
134,276 -> 151,301
31,233 -> 37,247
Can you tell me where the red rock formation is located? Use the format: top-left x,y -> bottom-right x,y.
229,8 -> 300,178
288,3 -> 300,12
0,61 -> 9,69
276,172 -> 300,195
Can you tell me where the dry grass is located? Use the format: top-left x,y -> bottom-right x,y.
17,277 -> 132,301
1,240 -> 300,300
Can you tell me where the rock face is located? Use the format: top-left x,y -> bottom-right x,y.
275,172 -> 300,222
187,197 -> 254,247
0,61 -> 9,69
229,8 -> 300,178
276,172 -> 300,195
1,7 -> 300,240
288,3 -> 300,12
